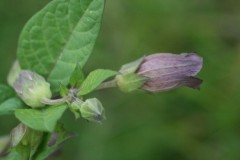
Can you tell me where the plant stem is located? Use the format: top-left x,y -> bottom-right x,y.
41,97 -> 67,106
97,79 -> 117,90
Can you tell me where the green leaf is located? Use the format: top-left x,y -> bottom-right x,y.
15,105 -> 67,132
0,97 -> 25,116
0,84 -> 14,103
17,0 -> 105,92
70,63 -> 85,87
59,83 -> 68,97
34,123 -> 73,160
78,69 -> 117,96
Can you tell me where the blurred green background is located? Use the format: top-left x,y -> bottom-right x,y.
1,0 -> 240,160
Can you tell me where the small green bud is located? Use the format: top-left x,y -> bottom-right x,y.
13,70 -> 52,108
80,98 -> 105,123
7,60 -> 22,87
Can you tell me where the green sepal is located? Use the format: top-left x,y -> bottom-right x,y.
116,73 -> 148,92
119,57 -> 144,74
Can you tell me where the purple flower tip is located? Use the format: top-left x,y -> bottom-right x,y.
137,53 -> 203,92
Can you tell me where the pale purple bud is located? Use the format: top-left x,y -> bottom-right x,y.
137,53 -> 203,92
13,70 -> 52,108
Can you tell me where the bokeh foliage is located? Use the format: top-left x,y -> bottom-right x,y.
1,0 -> 240,160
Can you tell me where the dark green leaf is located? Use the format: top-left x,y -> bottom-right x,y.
15,105 -> 67,132
78,69 -> 117,96
0,97 -> 25,116
17,0 -> 105,92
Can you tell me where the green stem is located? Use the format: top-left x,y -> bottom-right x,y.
41,97 -> 67,106
97,79 -> 117,90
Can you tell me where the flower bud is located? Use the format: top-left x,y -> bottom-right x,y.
69,98 -> 83,119
13,70 -> 52,108
80,98 -> 106,123
137,53 -> 203,92
117,53 -> 203,93
7,60 -> 22,87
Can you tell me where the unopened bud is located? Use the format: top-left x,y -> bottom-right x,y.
13,70 -> 52,108
7,60 -> 22,87
117,53 -> 203,93
80,98 -> 105,123
69,98 -> 83,119
137,53 -> 203,92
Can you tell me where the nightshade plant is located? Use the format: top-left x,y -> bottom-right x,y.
0,0 -> 203,159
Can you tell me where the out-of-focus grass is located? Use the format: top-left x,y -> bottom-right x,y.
1,0 -> 240,160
